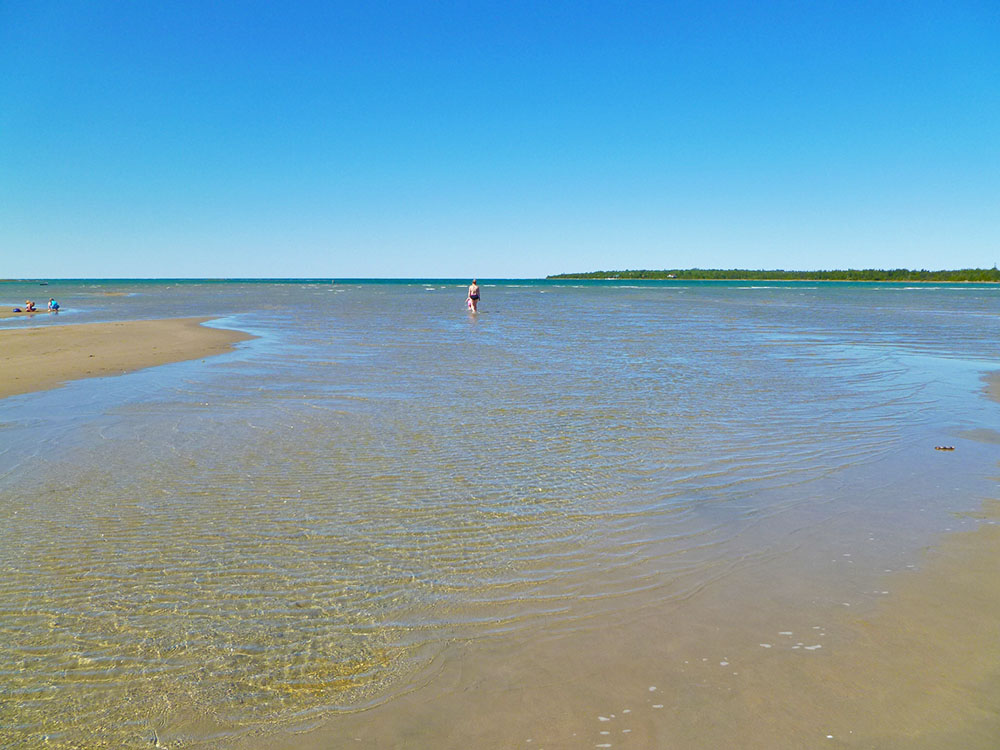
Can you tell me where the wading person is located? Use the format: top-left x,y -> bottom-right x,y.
467,279 -> 480,312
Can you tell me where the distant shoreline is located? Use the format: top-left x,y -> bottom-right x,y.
548,268 -> 1000,282
4,273 -> 1000,286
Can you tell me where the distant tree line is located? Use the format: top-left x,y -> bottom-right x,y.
547,268 -> 1000,282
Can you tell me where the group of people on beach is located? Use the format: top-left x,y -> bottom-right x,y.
11,298 -> 58,313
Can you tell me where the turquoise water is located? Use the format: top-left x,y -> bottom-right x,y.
2,280 -> 1000,747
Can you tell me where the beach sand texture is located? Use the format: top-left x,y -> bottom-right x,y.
0,317 -> 253,399
267,491 -> 1000,750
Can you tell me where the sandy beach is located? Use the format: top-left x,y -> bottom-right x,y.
0,317 -> 253,399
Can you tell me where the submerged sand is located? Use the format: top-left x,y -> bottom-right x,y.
253,503 -> 1000,750
230,376 -> 1000,749
0,317 -> 253,399
5,321 -> 995,747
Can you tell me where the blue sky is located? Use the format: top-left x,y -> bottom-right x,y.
2,1 -> 998,278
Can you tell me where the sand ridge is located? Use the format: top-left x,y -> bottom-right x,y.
0,317 -> 254,399
982,371 -> 1000,405
0,308 -> 57,319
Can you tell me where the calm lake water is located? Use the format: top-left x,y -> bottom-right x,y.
2,279 -> 999,747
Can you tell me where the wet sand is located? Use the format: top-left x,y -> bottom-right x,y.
0,308 -> 57,319
0,317 -> 253,399
249,504 -> 1000,750
229,376 -> 1000,750
983,371 -> 1000,404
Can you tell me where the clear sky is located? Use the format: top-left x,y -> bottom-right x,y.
2,1 -> 998,278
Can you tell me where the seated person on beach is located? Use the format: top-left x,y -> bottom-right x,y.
24,300 -> 36,312
48,298 -> 59,311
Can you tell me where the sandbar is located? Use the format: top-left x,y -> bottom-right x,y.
983,371 -> 1000,404
0,308 -> 57,319
0,317 -> 254,399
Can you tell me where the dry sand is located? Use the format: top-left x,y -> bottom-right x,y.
0,317 -> 253,399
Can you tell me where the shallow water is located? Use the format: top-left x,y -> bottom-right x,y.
2,280 -> 1000,747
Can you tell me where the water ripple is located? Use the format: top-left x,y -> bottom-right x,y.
2,281 -> 996,746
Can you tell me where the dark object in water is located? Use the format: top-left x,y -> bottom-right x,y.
934,445 -> 955,451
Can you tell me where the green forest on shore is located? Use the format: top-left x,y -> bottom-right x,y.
548,268 -> 1000,282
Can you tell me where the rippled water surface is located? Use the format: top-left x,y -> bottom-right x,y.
2,280 -> 999,747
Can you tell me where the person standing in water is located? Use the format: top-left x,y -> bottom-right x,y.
467,279 -> 480,312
